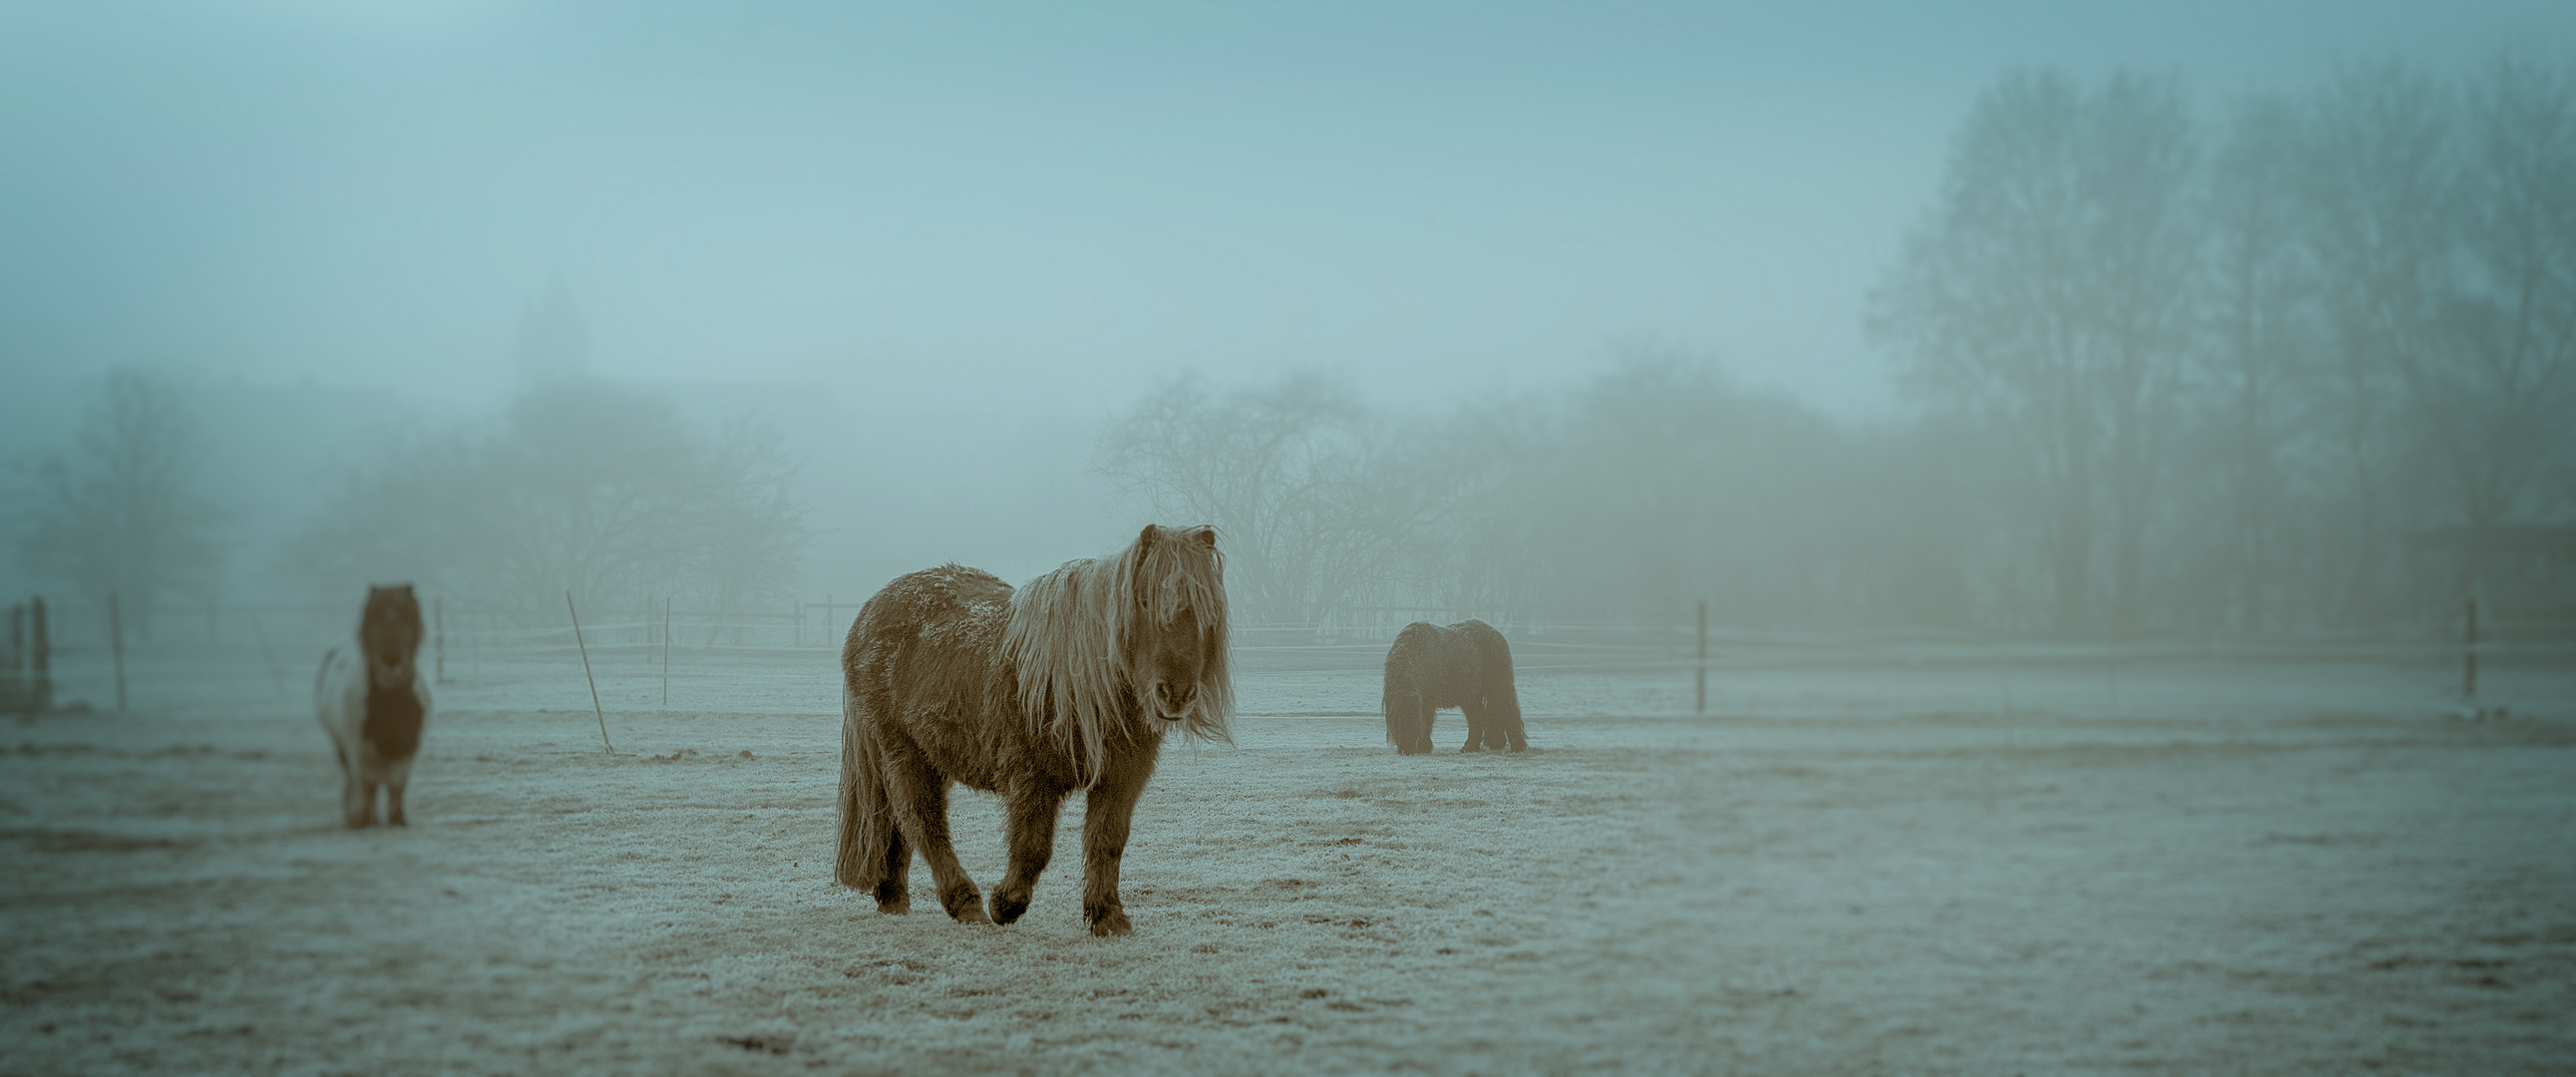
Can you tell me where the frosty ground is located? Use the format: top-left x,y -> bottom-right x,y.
3,645 -> 2572,1075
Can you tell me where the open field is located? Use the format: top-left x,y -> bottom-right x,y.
4,648 -> 2573,1074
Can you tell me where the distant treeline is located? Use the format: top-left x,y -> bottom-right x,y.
12,57 -> 2570,642
1106,56 -> 2576,638
5,374 -> 813,632
285,381 -> 811,617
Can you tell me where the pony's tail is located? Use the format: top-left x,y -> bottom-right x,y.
834,683 -> 895,891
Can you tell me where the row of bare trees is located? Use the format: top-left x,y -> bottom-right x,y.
1101,358 -> 1951,627
7,371 -> 226,640
1106,56 -> 2576,637
1872,56 -> 2575,634
7,373 -> 809,628
290,380 -> 809,616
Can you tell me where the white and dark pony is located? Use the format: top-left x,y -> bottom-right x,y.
315,584 -> 431,828
836,525 -> 1233,935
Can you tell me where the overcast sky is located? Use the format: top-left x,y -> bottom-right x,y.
4,1 -> 2568,421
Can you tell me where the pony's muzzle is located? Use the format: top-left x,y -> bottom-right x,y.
1151,682 -> 1198,721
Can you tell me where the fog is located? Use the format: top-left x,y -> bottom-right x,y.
11,7 -> 2576,1073
5,2 -> 2573,622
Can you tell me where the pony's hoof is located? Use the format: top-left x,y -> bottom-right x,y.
1088,909 -> 1133,936
877,898 -> 911,915
945,899 -> 991,925
990,894 -> 1030,925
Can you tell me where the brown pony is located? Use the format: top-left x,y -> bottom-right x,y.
1382,618 -> 1526,754
315,584 -> 430,827
835,525 -> 1232,935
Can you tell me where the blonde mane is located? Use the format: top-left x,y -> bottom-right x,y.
1001,526 -> 1233,787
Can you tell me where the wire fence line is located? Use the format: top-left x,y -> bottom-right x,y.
4,570 -> 2564,724
10,590 -> 2563,691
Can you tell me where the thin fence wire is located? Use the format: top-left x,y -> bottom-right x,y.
7,591 -> 2565,721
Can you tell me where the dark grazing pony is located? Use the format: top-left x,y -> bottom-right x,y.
1383,618 -> 1527,754
315,584 -> 431,827
836,525 -> 1233,935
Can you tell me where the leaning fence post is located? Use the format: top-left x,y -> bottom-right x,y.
109,592 -> 127,713
566,590 -> 612,754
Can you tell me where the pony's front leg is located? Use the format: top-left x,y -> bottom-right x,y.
341,768 -> 375,829
989,787 -> 1065,925
1397,696 -> 1433,755
1079,751 -> 1158,936
1460,700 -> 1490,753
382,758 -> 415,827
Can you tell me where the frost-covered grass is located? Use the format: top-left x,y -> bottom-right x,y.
3,654 -> 2572,1074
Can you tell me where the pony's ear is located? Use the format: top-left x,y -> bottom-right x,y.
1138,524 -> 1160,548
1189,527 -> 1217,548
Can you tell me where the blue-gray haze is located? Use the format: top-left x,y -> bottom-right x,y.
1,0 -> 2566,606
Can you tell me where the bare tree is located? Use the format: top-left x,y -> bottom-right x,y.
2299,60 -> 2458,626
2198,93 -> 2322,634
2437,54 -> 2576,535
11,370 -> 225,638
1506,354 -> 1861,624
292,380 -> 808,613
1396,394 -> 1555,612
1099,371 -> 1427,619
1870,69 -> 2201,634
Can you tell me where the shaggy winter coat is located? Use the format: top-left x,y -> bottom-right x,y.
1383,618 -> 1526,754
